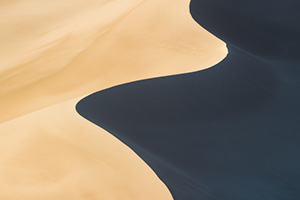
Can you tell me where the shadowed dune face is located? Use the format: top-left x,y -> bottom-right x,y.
190,0 -> 300,60
77,0 -> 300,199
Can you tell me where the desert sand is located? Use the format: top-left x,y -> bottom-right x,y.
77,0 -> 300,199
0,0 -> 227,199
0,98 -> 173,199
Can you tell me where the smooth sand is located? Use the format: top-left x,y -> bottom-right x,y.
0,98 -> 173,199
0,0 -> 227,199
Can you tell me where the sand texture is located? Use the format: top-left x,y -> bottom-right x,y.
0,0 -> 226,123
0,0 -> 227,199
77,0 -> 300,199
0,98 -> 173,199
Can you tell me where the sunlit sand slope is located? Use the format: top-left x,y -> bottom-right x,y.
0,0 -> 226,123
0,0 -> 227,199
0,98 -> 172,200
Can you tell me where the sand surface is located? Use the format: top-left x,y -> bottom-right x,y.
0,98 -> 173,199
77,0 -> 300,199
0,0 -> 227,199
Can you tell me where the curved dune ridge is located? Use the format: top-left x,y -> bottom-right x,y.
0,0 -> 227,199
0,0 -> 226,124
77,0 -> 300,199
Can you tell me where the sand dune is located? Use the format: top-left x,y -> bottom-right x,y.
77,0 -> 300,199
0,0 -> 226,123
0,0 -> 227,199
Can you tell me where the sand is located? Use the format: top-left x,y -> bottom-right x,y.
76,0 -> 300,199
0,0 -> 227,199
0,98 -> 173,199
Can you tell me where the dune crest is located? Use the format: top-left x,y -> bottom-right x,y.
77,0 -> 300,199
0,0 -> 226,123
0,0 -> 227,199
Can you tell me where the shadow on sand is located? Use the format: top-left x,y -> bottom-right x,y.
77,0 -> 300,199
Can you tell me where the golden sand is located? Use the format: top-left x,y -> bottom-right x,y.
0,0 -> 227,199
0,98 -> 173,199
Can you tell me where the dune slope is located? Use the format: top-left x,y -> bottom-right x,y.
77,0 -> 300,199
0,0 -> 227,199
0,98 -> 173,199
0,0 -> 226,123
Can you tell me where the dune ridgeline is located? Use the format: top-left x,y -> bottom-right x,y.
77,0 -> 300,199
0,0 -> 227,199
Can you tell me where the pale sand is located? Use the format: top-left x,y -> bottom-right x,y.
0,0 -> 227,199
0,98 -> 173,199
